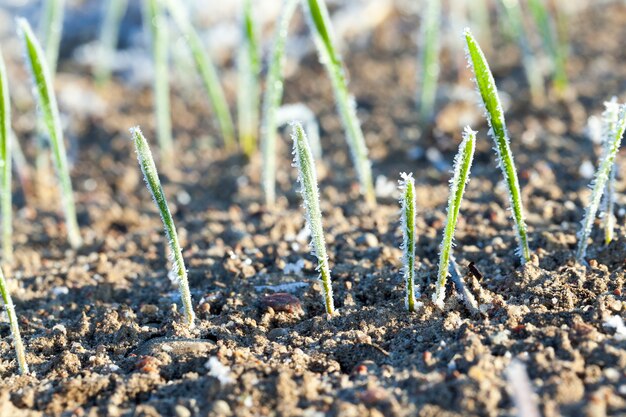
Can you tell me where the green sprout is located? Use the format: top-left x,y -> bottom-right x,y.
500,0 -> 545,106
527,0 -> 568,93
576,100 -> 626,262
465,28 -> 530,264
434,127 -> 476,309
165,0 -> 236,149
18,18 -> 82,249
601,98 -> 619,245
399,173 -> 417,312
291,121 -> 335,316
130,126 -> 196,328
0,266 -> 28,375
261,0 -> 298,207
0,50 -> 12,262
237,0 -> 261,157
95,0 -> 128,85
303,0 -> 376,206
144,0 -> 173,161
418,0 -> 441,125
39,0 -> 65,74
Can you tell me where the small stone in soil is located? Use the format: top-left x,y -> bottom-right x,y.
260,293 -> 304,314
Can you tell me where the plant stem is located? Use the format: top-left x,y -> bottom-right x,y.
18,18 -> 82,249
0,266 -> 28,375
0,50 -> 12,262
418,0 -> 441,125
165,0 -> 236,150
465,28 -> 530,264
238,0 -> 260,157
291,122 -> 334,316
303,0 -> 376,206
95,0 -> 128,85
131,127 -> 195,328
434,127 -> 476,308
399,173 -> 416,312
261,0 -> 298,207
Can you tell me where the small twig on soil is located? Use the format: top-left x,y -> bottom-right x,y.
448,257 -> 480,315
505,359 -> 541,417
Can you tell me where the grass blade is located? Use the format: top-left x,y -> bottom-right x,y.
464,28 -> 530,264
576,100 -> 626,262
0,266 -> 28,375
434,127 -> 476,308
130,126 -> 195,328
303,0 -> 376,206
261,0 -> 298,206
418,0 -> 441,125
601,98 -> 620,245
0,50 -> 12,262
237,0 -> 261,157
499,0 -> 545,106
95,0 -> 128,85
291,121 -> 334,316
527,0 -> 568,93
39,0 -> 65,75
18,18 -> 82,249
399,173 -> 417,312
144,0 -> 173,161
165,0 -> 236,150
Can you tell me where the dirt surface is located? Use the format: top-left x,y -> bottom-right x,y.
1,2 -> 626,416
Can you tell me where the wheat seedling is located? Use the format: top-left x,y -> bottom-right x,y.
276,103 -> 322,159
18,18 -> 82,249
0,266 -> 28,375
465,28 -> 530,264
600,98 -> 619,245
165,0 -> 235,149
237,0 -> 261,157
261,0 -> 298,206
399,173 -> 417,312
144,0 -> 173,161
39,0 -> 65,74
418,0 -> 441,125
433,127 -> 476,309
0,51 -> 12,262
95,0 -> 128,85
303,0 -> 376,206
527,0 -> 568,93
291,122 -> 334,315
576,100 -> 626,262
130,127 -> 195,328
500,0 -> 545,106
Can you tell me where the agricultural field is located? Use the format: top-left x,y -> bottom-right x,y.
0,0 -> 625,416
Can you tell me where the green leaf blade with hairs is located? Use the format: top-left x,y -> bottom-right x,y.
130,126 -> 195,328
260,0 -> 298,207
434,127 -> 476,309
238,0 -> 261,157
0,266 -> 28,375
18,18 -> 82,249
399,173 -> 417,312
165,0 -> 235,150
576,100 -> 626,262
0,50 -> 12,262
418,0 -> 441,124
464,28 -> 530,264
39,0 -> 65,75
144,0 -> 173,160
303,0 -> 375,206
95,0 -> 128,85
291,121 -> 334,316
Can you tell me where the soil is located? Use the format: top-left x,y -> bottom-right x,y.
1,2 -> 626,416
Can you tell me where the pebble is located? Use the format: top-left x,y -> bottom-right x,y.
211,400 -> 232,416
357,233 -> 379,248
260,293 -> 303,314
174,405 -> 191,417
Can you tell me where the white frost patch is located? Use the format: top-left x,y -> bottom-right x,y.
283,259 -> 305,274
603,315 -> 626,341
52,286 -> 69,296
375,175 -> 397,198
205,357 -> 234,385
579,160 -> 595,179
